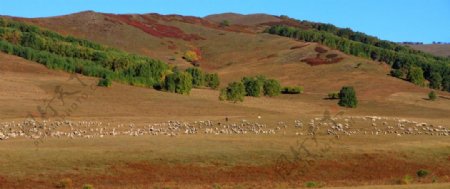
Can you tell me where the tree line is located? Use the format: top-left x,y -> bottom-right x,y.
266,25 -> 450,92
220,75 -> 302,102
0,18 -> 219,94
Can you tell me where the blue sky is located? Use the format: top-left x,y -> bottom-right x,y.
0,0 -> 449,43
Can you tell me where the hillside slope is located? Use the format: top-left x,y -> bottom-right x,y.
6,11 -> 442,101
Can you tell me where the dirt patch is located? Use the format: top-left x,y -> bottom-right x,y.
290,44 -> 309,50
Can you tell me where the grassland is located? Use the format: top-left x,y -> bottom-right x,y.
0,12 -> 449,188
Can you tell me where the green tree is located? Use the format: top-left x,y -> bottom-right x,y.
242,77 -> 263,97
429,72 -> 442,89
263,79 -> 281,97
163,71 -> 192,95
219,81 -> 245,102
428,91 -> 437,101
338,86 -> 357,108
186,67 -> 205,87
407,66 -> 425,86
205,73 -> 220,89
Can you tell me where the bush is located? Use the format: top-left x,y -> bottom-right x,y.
281,86 -> 303,94
242,76 -> 263,97
219,81 -> 245,102
163,71 -> 193,95
338,86 -> 357,108
328,92 -> 339,99
97,77 -> 112,87
186,67 -> 205,87
220,20 -> 230,27
82,184 -> 95,189
417,169 -> 430,178
407,66 -> 425,86
55,178 -> 73,188
390,69 -> 404,78
263,79 -> 281,97
305,181 -> 318,188
205,73 -> 220,89
183,50 -> 200,63
400,175 -> 413,185
428,91 -> 437,101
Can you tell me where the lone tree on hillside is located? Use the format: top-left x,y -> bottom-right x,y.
407,66 -> 425,86
338,86 -> 357,108
219,81 -> 245,103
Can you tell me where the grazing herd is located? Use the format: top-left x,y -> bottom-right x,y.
0,116 -> 448,141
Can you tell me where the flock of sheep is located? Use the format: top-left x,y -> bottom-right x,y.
0,116 -> 448,141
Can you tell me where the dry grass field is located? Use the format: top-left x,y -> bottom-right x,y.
0,12 -> 449,188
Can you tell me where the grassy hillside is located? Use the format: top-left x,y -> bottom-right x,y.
5,11 -> 442,103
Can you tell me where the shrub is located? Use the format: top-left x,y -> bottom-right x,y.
55,178 -> 73,189
390,69 -> 404,78
205,73 -> 220,89
428,91 -> 437,101
219,81 -> 245,102
242,76 -> 263,97
305,181 -> 318,188
163,71 -> 193,95
263,79 -> 281,97
400,175 -> 413,185
183,50 -> 200,63
417,169 -> 430,178
338,86 -> 357,108
281,86 -> 303,94
186,67 -> 205,87
328,92 -> 339,99
407,66 -> 425,86
82,184 -> 95,189
97,77 -> 112,87
220,20 -> 230,27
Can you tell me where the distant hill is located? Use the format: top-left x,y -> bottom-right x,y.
204,13 -> 281,26
407,44 -> 450,57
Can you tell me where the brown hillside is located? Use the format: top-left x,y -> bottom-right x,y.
4,11 -> 448,110
407,44 -> 450,57
204,13 -> 281,26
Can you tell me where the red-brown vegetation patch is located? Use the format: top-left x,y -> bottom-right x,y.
145,13 -> 254,33
290,44 -> 309,50
2,153 -> 448,188
105,14 -> 204,41
315,46 -> 328,53
302,56 -> 343,66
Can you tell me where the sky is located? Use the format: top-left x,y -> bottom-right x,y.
0,0 -> 449,43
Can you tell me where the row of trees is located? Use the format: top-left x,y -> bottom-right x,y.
186,67 -> 220,89
161,67 -> 220,95
0,18 -> 224,95
220,76 -> 302,102
266,25 -> 450,92
0,18 -> 169,89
